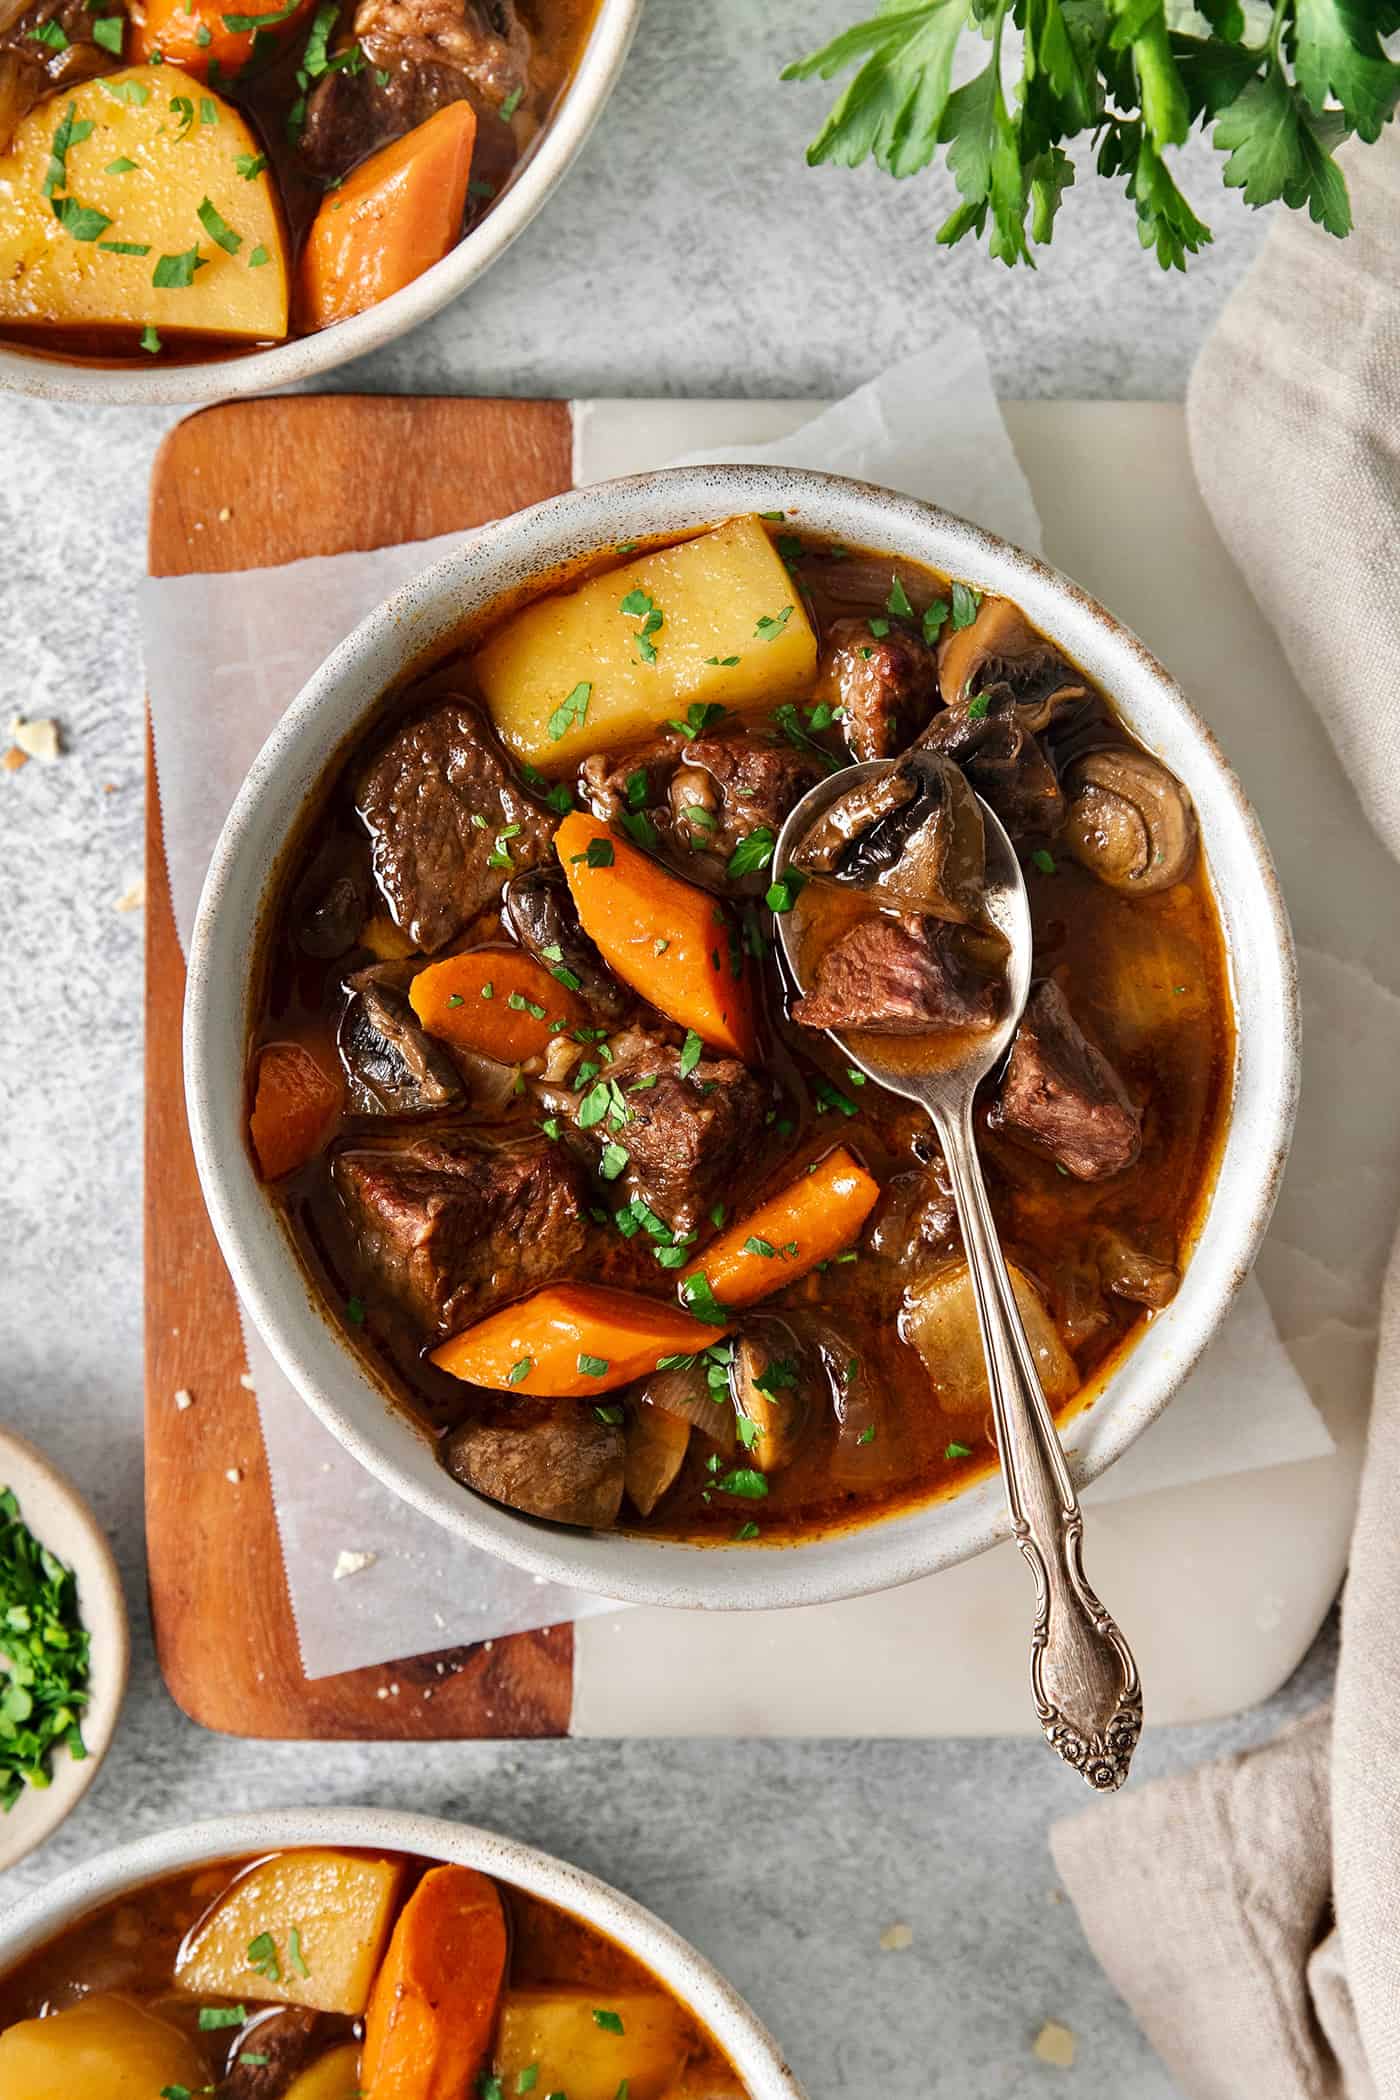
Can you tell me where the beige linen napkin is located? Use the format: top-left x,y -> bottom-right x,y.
1052,131 -> 1400,2099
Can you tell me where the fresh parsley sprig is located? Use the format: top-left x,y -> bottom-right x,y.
783,0 -> 1400,270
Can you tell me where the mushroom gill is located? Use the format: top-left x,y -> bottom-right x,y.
1061,748 -> 1198,893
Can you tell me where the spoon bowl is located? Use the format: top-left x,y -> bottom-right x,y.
773,762 -> 1142,1791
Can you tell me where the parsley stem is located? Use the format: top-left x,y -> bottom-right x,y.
1266,0 -> 1288,62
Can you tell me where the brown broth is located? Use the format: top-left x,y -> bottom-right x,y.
0,1849 -> 740,2087
249,524 -> 1235,1545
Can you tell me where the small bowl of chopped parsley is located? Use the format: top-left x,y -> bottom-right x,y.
0,1430 -> 129,1872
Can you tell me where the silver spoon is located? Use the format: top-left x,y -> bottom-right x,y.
773,761 -> 1142,1791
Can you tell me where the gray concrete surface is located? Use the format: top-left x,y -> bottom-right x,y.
0,1 -> 1329,2092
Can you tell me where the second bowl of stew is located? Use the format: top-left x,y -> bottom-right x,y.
185,465 -> 1298,1610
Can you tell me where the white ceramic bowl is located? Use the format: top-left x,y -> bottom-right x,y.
0,1806 -> 807,2096
0,1429 -> 129,1873
185,464 -> 1299,1611
0,0 -> 641,405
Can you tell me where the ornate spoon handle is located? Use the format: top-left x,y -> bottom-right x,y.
935,1098 -> 1142,1791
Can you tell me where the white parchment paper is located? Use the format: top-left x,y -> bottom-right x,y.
141,332 -> 1331,1682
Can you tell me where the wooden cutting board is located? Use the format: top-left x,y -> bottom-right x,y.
144,395 -> 577,1738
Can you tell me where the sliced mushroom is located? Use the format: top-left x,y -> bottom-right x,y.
504,863 -> 628,1019
938,595 -> 1087,717
1061,747 -> 1197,893
624,1403 -> 691,1517
729,1320 -> 812,1474
918,685 -> 1066,841
792,750 -> 985,921
442,1404 -> 625,1529
1098,1230 -> 1179,1309
339,963 -> 465,1115
902,1259 -> 1078,1414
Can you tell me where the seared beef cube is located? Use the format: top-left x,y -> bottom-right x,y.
988,980 -> 1140,1180
581,736 -> 682,822
443,1402 -> 625,1529
339,962 -> 465,1115
793,915 -> 1002,1037
919,684 -> 1066,840
219,2008 -> 326,2099
334,1137 -> 587,1334
590,1040 -> 772,1236
813,617 -> 941,762
669,737 -> 820,863
355,699 -> 553,953
301,0 -> 529,179
0,0 -> 118,150
504,865 -> 628,1022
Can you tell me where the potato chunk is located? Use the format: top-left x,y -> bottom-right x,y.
493,1988 -> 693,2100
284,2042 -> 363,2099
473,516 -> 819,768
176,1849 -> 404,2015
0,69 -> 288,341
0,1994 -> 206,2100
903,1260 -> 1077,1415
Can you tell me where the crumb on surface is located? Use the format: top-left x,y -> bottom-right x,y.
174,1388 -> 194,1411
8,715 -> 60,763
238,1371 -> 255,1391
225,1466 -> 242,1484
3,746 -> 27,773
115,875 -> 146,914
879,1923 -> 914,1952
1033,2021 -> 1076,2068
332,1548 -> 377,1582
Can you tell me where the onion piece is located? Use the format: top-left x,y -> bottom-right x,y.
902,1260 -> 1077,1415
637,1361 -> 736,1452
624,1405 -> 690,1518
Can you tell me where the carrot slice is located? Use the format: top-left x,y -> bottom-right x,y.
134,0 -> 317,78
360,1864 -> 506,2100
554,811 -> 755,1060
678,1147 -> 879,1312
248,1041 -> 342,1181
300,103 -> 477,332
409,949 -> 582,1063
430,1283 -> 726,1396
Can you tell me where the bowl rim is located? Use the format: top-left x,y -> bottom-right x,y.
0,1805 -> 808,2094
0,0 -> 644,405
184,461 -> 1300,1612
0,1428 -> 130,1874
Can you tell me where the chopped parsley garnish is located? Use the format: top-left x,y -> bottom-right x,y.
103,76 -> 151,102
508,1358 -> 533,1386
734,1520 -> 761,1540
726,827 -> 776,880
288,1927 -> 308,1977
236,150 -> 268,177
886,573 -> 914,619
680,1271 -> 728,1325
197,195 -> 241,254
704,654 -> 741,667
91,15 -> 124,52
152,244 -> 205,287
678,1029 -> 703,1078
592,2009 -> 625,2034
28,16 -> 69,45
618,808 -> 659,851
716,1468 -> 768,1500
577,1354 -> 610,1380
499,83 -> 523,119
516,2070 -> 539,2095
42,102 -> 92,197
945,1440 -> 972,1460
922,598 -> 950,646
813,1076 -> 858,1117
755,605 -> 794,641
1031,848 -> 1057,875
345,1296 -> 366,1325
858,1425 -> 876,1445
52,196 -> 112,241
965,692 -> 991,720
743,1236 -> 776,1259
950,581 -> 981,631
569,836 -> 613,869
221,0 -> 302,28
598,1141 -> 629,1182
0,1487 -> 91,1812
140,323 -> 162,353
773,703 -> 840,772
667,700 -> 725,740
104,156 -> 139,173
765,868 -> 807,913
548,679 -> 592,742
246,1932 -> 280,1980
198,2005 -> 248,2030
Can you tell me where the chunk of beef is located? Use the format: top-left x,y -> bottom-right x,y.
0,0 -> 117,151
793,915 -> 1002,1037
504,864 -> 628,1022
293,838 -> 367,959
219,2008 -> 327,2100
355,699 -> 553,954
443,1402 -> 625,1528
339,962 -> 465,1115
301,0 -> 529,180
988,979 -> 1141,1180
669,736 -> 820,864
580,736 -> 683,822
918,684 -> 1066,840
334,1135 -> 587,1334
812,616 -> 941,762
580,1037 -> 772,1237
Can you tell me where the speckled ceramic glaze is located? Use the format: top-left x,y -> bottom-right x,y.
0,1806 -> 807,2094
184,465 -> 1300,1611
0,0 -> 641,405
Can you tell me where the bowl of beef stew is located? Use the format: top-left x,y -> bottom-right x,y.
0,1807 -> 805,2096
0,0 -> 639,401
185,466 -> 1298,1610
